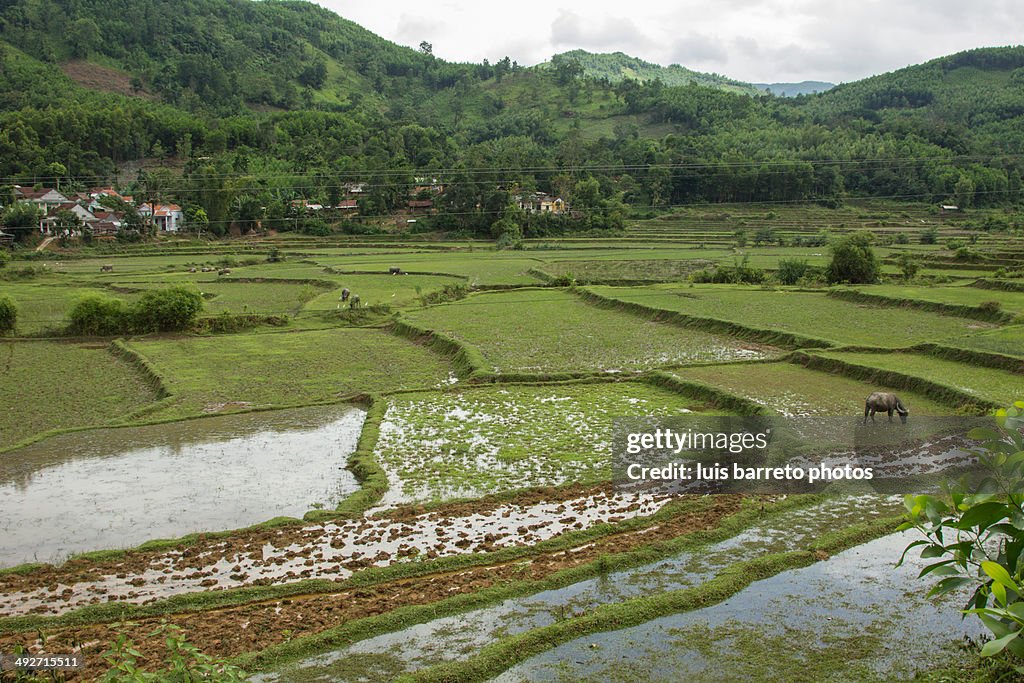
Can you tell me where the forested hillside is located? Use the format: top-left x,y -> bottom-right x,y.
0,0 -> 1023,239
546,50 -> 759,94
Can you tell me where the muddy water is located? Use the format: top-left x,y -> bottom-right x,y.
254,495 -> 909,682
0,405 -> 364,568
494,531 -> 986,681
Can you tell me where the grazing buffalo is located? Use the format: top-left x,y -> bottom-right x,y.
100,265 -> 113,272
864,392 -> 909,424
218,268 -> 231,276
340,287 -> 350,302
389,266 -> 402,275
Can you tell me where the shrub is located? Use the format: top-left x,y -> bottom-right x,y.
900,402 -> 1024,665
132,287 -> 204,332
0,294 -> 16,333
979,300 -> 1003,314
99,624 -> 247,682
896,253 -> 920,280
67,294 -> 131,336
920,226 -> 939,245
775,258 -> 811,285
826,232 -> 879,284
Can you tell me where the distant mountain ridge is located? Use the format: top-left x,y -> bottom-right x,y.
753,81 -> 835,96
548,49 -> 761,95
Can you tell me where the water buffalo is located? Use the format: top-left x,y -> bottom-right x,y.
864,392 -> 909,424
350,294 -> 361,308
389,266 -> 402,275
218,268 -> 231,276
100,265 -> 113,272
340,287 -> 350,302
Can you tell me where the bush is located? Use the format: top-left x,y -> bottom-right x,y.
776,258 -> 811,285
67,287 -> 203,335
899,402 -> 1024,665
826,232 -> 879,284
132,287 -> 204,332
99,624 -> 247,682
67,293 -> 131,336
979,300 -> 1003,314
0,294 -> 16,333
896,253 -> 920,280
920,227 -> 939,245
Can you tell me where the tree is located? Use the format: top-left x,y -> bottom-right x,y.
776,258 -> 811,285
68,18 -> 100,58
1,203 -> 42,234
896,253 -> 920,280
826,232 -> 879,284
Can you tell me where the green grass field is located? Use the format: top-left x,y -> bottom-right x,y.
586,285 -> 998,347
669,362 -> 951,416
813,350 -> 1023,405
403,289 -> 776,374
0,341 -> 160,449
127,328 -> 454,419
375,382 -> 705,502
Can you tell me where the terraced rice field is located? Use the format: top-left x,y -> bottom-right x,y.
1,223 -> 1020,683
813,350 -> 1024,405
585,285 -> 998,347
403,289 -> 776,373
669,362 -> 951,416
374,383 -> 705,504
852,283 -> 1024,316
945,324 -> 1024,357
127,328 -> 454,418
0,341 -> 160,449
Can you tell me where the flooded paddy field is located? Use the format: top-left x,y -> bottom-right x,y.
374,382 -> 706,505
0,405 -> 364,568
0,485 -> 672,617
2,234 -> 1019,682
494,532 -> 985,682
254,495 -> 902,683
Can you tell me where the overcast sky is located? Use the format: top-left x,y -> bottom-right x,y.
318,0 -> 1022,84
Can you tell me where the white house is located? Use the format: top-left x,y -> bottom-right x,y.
138,203 -> 184,232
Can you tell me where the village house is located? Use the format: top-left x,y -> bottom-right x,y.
514,191 -> 567,215
39,202 -> 97,235
14,186 -> 69,213
138,203 -> 183,232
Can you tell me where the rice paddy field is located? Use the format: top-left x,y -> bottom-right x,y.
585,284 -> 998,347
0,340 -> 160,449
402,288 -> 777,373
669,362 -> 950,416
2,203 -> 1023,682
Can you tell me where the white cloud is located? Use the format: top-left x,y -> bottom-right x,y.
317,0 -> 1024,83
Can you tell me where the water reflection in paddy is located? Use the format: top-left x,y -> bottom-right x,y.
0,404 -> 365,567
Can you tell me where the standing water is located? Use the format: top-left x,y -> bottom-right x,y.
0,405 -> 365,567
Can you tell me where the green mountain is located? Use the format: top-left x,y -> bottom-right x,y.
1,0 -> 1023,239
547,49 -> 761,95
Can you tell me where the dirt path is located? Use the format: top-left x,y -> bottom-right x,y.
0,494 -> 746,681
